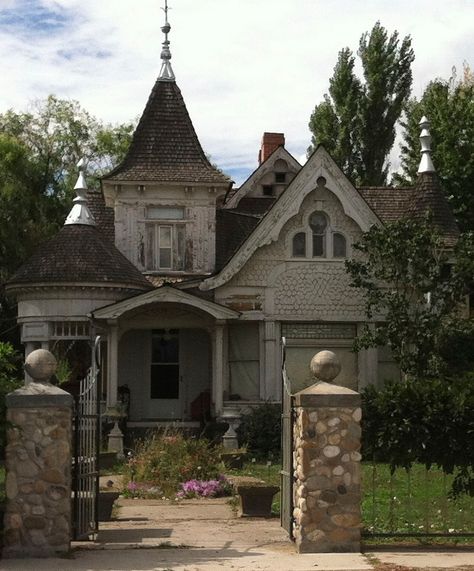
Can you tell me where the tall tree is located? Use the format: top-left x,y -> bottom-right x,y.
345,216 -> 473,379
394,65 -> 474,232
308,22 -> 414,186
0,95 -> 135,345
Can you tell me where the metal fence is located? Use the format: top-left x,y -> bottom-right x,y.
362,461 -> 474,539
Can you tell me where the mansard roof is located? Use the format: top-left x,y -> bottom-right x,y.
7,224 -> 151,291
103,80 -> 230,185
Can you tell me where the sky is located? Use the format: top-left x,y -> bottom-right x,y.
0,0 -> 473,185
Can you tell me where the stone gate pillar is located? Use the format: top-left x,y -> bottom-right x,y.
292,350 -> 361,553
3,350 -> 73,558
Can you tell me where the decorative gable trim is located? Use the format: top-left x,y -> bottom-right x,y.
202,146 -> 381,291
91,285 -> 240,320
223,146 -> 301,209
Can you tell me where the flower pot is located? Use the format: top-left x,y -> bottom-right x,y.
98,491 -> 120,521
236,484 -> 279,518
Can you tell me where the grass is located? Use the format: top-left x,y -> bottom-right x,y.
227,460 -> 474,539
362,463 -> 474,539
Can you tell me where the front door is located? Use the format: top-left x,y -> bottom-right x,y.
149,329 -> 181,419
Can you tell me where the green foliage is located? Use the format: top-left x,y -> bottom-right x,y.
236,403 -> 281,460
361,375 -> 474,496
308,22 -> 414,186
345,216 -> 473,378
394,65 -> 474,232
0,342 -> 22,454
0,95 -> 134,345
124,432 -> 225,498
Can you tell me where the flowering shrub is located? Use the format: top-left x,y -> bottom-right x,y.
123,431 -> 226,498
176,476 -> 231,499
123,480 -> 163,499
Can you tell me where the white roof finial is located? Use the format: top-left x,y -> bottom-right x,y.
417,115 -> 436,174
64,159 -> 96,226
158,0 -> 175,81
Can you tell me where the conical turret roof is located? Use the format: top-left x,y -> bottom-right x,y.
103,80 -> 229,184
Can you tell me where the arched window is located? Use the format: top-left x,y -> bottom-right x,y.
333,232 -> 347,258
309,212 -> 327,257
290,211 -> 349,260
292,232 -> 306,257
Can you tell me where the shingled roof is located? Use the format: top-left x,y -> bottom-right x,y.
358,186 -> 414,223
409,172 -> 459,246
216,209 -> 260,270
103,80 -> 229,184
7,225 -> 152,291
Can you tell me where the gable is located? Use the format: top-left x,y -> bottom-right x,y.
202,146 -> 381,291
224,146 -> 301,209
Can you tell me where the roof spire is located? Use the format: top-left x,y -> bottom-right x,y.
417,115 -> 435,174
64,159 -> 96,226
158,0 -> 175,81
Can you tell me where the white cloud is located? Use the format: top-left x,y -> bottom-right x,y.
0,0 -> 473,185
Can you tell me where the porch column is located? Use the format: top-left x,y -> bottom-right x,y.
263,320 -> 278,400
212,321 -> 226,416
106,321 -> 119,409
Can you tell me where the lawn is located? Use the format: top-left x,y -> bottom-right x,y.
227,461 -> 474,538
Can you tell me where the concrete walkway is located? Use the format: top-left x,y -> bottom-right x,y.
1,497 -> 473,570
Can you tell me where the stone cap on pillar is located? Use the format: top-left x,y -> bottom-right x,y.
293,350 -> 360,407
6,381 -> 74,408
293,380 -> 360,408
7,348 -> 73,408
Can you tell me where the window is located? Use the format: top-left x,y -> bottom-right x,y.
333,232 -> 347,257
275,172 -> 286,183
145,207 -> 185,271
292,232 -> 306,257
291,211 -> 348,260
262,185 -> 274,196
309,212 -> 327,257
228,324 -> 260,400
151,329 -> 179,399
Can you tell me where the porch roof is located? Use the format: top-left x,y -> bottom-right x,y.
90,285 -> 240,320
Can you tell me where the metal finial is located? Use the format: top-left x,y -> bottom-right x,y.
417,115 -> 435,174
158,0 -> 175,81
64,159 -> 96,226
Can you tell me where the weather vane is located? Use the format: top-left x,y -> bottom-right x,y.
158,0 -> 175,81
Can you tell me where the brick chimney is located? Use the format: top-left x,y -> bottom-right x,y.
258,132 -> 285,164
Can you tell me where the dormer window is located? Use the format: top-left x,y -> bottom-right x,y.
291,211 -> 348,259
145,207 -> 186,271
275,172 -> 286,183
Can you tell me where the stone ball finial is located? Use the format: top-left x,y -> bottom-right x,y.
24,349 -> 57,383
310,350 -> 341,383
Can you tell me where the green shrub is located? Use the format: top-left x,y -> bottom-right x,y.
0,342 -> 22,455
237,403 -> 281,460
124,432 -> 225,498
361,374 -> 474,496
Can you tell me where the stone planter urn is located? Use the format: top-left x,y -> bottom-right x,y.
98,491 -> 120,521
236,484 -> 279,517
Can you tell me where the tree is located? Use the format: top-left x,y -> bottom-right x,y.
308,22 -> 414,186
394,65 -> 474,232
345,216 -> 473,379
0,96 -> 135,345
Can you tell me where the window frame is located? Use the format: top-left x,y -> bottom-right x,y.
144,206 -> 187,271
289,211 -> 349,260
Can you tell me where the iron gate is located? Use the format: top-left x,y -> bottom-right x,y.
72,335 -> 101,540
280,337 -> 294,537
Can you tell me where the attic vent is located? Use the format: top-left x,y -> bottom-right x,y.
275,172 -> 286,183
138,184 -> 146,192
262,185 -> 274,197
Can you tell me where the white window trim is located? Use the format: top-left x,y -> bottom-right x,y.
289,213 -> 350,260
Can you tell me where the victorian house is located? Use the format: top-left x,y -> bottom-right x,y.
6,10 -> 458,438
